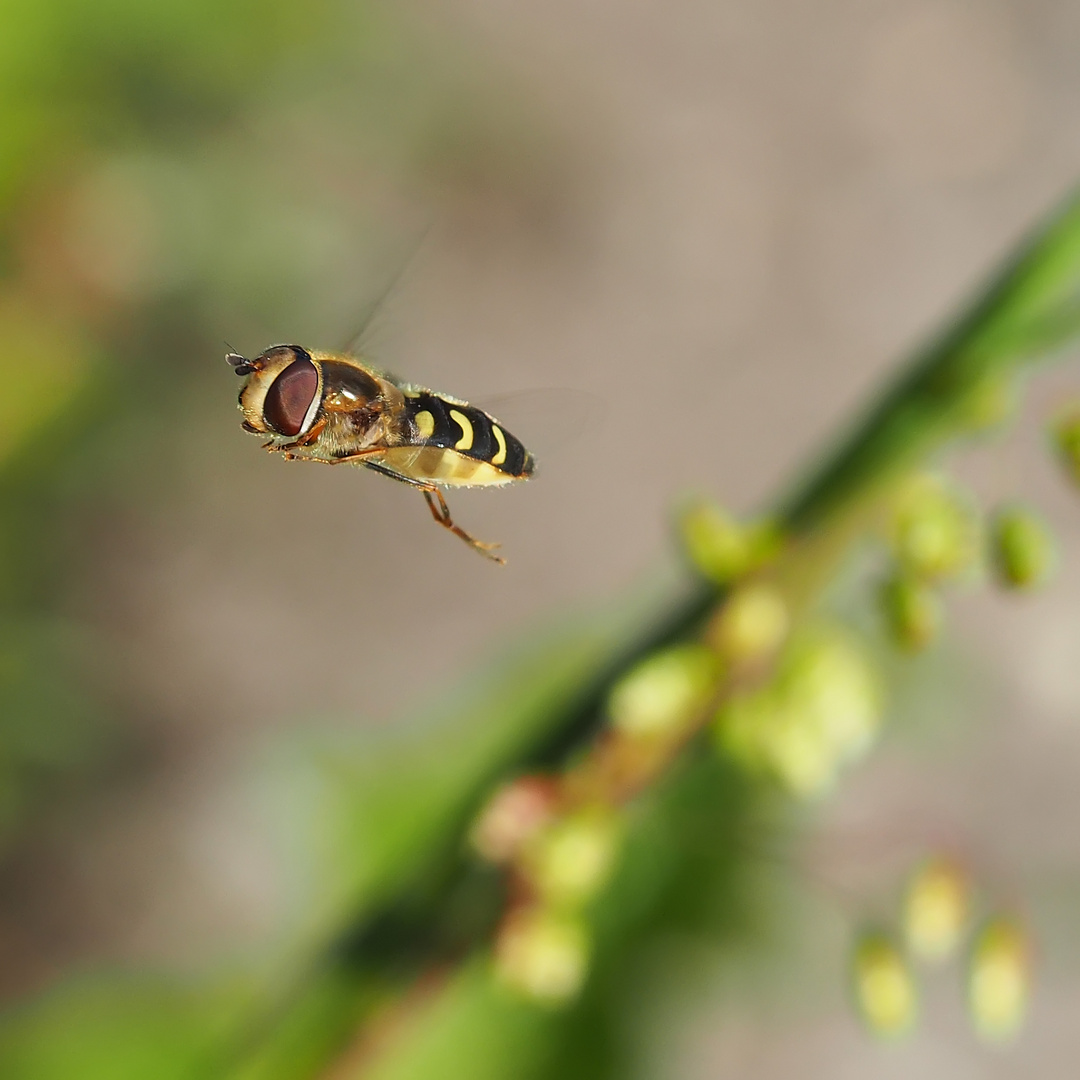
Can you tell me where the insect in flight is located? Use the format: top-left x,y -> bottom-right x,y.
227,345 -> 535,563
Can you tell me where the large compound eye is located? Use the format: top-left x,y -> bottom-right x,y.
263,355 -> 319,436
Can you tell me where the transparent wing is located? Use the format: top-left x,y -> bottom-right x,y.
476,388 -> 605,464
336,227 -> 432,359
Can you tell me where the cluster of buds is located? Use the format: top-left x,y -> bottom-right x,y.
472,776 -> 622,1006
879,474 -> 979,653
881,467 -> 1062,650
476,642 -> 729,1005
851,856 -> 1031,1044
715,624 -> 882,797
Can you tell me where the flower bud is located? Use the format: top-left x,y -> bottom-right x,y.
1051,404 -> 1080,485
680,500 -> 752,584
852,932 -> 918,1038
680,501 -> 781,584
494,908 -> 590,1005
958,373 -> 1017,432
991,505 -> 1056,590
710,582 -> 789,664
757,700 -> 836,796
880,572 -> 941,653
608,644 -> 718,739
470,776 -> 558,864
891,474 -> 979,581
968,917 -> 1031,1043
523,810 -> 620,908
903,856 -> 971,964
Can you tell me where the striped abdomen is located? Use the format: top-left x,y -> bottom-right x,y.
407,391 -> 532,475
372,389 -> 534,489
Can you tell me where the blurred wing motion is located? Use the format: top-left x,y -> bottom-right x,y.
477,387 -> 604,464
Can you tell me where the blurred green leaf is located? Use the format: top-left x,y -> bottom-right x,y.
0,975 -> 251,1080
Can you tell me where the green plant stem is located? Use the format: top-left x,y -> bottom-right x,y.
228,185 -> 1080,1080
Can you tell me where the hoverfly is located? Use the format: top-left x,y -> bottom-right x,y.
227,345 -> 535,563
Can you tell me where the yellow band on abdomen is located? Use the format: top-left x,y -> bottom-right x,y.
491,424 -> 507,466
450,409 -> 473,451
415,410 -> 435,439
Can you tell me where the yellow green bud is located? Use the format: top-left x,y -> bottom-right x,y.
891,474 -> 979,581
494,908 -> 590,1005
903,856 -> 971,964
880,572 -> 941,653
523,810 -> 621,908
680,500 -> 752,583
680,502 -> 782,584
608,644 -> 719,738
991,505 -> 1056,590
756,699 -> 837,796
852,932 -> 918,1039
958,373 -> 1017,432
1051,405 -> 1080,485
714,691 -> 780,774
710,582 -> 789,664
968,917 -> 1031,1043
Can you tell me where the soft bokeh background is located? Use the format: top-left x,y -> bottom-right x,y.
2,0 -> 1080,1076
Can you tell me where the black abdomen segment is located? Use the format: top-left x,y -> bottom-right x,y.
404,392 -> 533,478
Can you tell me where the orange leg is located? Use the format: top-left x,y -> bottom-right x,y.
275,444 -> 386,465
422,487 -> 505,564
271,418 -> 329,459
325,447 -> 393,465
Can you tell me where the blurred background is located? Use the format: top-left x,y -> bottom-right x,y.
1,0 -> 1080,1076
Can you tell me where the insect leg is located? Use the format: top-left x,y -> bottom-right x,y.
265,418 -> 330,459
421,487 -> 505,565
283,418 -> 327,450
325,447 -> 394,464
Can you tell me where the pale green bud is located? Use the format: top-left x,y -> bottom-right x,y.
891,474 -> 979,581
880,572 -> 941,653
968,917 -> 1031,1043
608,644 -> 718,738
524,810 -> 621,908
679,501 -> 782,585
1051,405 -> 1080,486
852,932 -> 918,1039
680,500 -> 752,583
710,582 -> 789,664
957,373 -> 1017,431
904,856 -> 971,964
495,908 -> 590,1005
991,505 -> 1056,590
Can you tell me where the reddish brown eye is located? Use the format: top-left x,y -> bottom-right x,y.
264,357 -> 318,436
